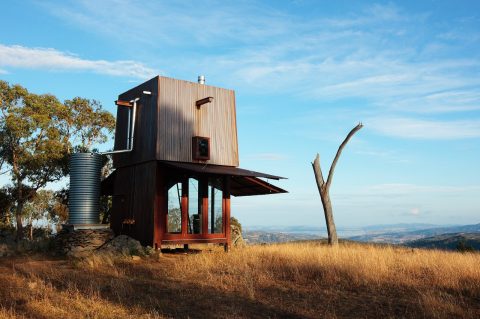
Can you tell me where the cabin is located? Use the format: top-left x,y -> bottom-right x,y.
103,76 -> 286,250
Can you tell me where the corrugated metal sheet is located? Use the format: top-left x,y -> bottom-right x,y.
68,153 -> 102,224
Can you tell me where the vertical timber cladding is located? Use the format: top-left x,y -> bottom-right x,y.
130,161 -> 157,246
110,162 -> 157,246
110,166 -> 134,237
157,76 -> 239,166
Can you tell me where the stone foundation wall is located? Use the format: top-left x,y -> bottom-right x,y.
54,228 -> 115,257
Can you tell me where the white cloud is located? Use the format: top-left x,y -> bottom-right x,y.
410,207 -> 420,216
36,1 -> 480,140
368,117 -> 480,139
0,44 -> 157,79
39,0 -> 290,46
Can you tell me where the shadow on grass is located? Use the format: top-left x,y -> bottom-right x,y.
1,254 -> 479,319
1,256 -> 305,319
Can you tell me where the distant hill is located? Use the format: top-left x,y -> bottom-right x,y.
349,223 -> 480,244
243,231 -> 322,244
242,223 -> 480,246
405,233 -> 480,251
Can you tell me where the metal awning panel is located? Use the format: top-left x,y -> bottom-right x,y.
230,176 -> 287,196
161,161 -> 286,180
161,161 -> 287,196
102,161 -> 288,197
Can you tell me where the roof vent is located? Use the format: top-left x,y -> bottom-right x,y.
198,75 -> 205,85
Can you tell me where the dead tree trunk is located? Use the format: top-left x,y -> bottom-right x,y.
312,123 -> 363,245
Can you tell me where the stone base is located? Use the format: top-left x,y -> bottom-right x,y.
55,228 -> 115,257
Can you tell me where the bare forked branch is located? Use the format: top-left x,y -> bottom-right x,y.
325,123 -> 363,191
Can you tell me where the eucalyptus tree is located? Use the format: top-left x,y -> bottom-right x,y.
0,80 -> 115,239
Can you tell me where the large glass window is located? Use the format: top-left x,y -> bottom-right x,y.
188,178 -> 201,234
208,178 -> 223,234
167,183 -> 182,233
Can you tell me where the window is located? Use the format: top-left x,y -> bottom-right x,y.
188,178 -> 201,234
167,183 -> 182,233
208,178 -> 223,234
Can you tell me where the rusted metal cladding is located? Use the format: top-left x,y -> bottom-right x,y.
113,77 -> 159,168
157,77 -> 239,166
112,76 -> 239,168
109,162 -> 157,245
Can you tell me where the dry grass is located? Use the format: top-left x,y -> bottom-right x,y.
0,242 -> 479,318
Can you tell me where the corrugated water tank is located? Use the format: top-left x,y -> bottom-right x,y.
68,152 -> 103,225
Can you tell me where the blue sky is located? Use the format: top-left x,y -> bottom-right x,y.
1,0 -> 479,229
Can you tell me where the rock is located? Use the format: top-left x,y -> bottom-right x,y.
54,228 -> 115,257
144,246 -> 155,256
53,227 -> 154,258
97,235 -> 144,256
231,224 -> 245,247
0,243 -> 10,257
0,228 -> 16,256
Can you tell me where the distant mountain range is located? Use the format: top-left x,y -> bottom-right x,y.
406,233 -> 480,251
243,223 -> 480,251
243,231 -> 322,244
349,223 -> 480,244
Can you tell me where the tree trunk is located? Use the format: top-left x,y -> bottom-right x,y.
4,206 -> 11,226
28,217 -> 33,241
320,190 -> 338,245
312,157 -> 338,245
15,202 -> 24,241
312,123 -> 363,245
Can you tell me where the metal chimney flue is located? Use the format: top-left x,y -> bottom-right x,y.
198,75 -> 205,85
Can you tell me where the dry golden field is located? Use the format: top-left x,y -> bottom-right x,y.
0,242 -> 479,318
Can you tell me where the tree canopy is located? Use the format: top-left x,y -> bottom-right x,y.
0,80 -> 115,238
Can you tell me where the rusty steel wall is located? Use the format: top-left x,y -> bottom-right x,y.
157,76 -> 239,167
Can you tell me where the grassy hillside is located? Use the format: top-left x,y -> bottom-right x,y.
0,242 -> 479,318
406,233 -> 480,251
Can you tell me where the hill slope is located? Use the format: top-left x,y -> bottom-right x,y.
349,223 -> 480,243
1,242 -> 479,318
406,232 -> 480,251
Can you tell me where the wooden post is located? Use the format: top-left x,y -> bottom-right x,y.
201,178 -> 209,235
210,184 -> 215,233
153,166 -> 165,249
181,177 -> 188,236
224,177 -> 231,252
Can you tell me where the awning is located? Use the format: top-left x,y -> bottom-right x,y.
161,161 -> 285,180
102,161 -> 288,197
230,175 -> 287,196
162,161 -> 287,197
